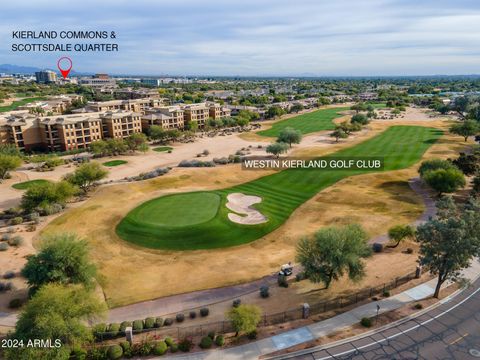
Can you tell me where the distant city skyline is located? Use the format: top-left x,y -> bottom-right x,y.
1,0 -> 480,76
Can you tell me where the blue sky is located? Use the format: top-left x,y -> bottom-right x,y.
1,0 -> 480,76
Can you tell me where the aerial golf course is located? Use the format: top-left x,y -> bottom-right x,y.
116,125 -> 442,250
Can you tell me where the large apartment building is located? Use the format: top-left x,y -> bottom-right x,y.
101,111 -> 142,139
84,98 -> 163,113
142,106 -> 185,130
142,103 -> 230,131
41,115 -> 104,152
35,70 -> 57,84
0,97 -> 232,152
0,110 -> 141,152
183,103 -> 210,127
207,102 -> 232,119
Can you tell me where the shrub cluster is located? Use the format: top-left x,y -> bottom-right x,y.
372,242 -> 383,253
178,159 -> 216,167
278,274 -> 289,288
10,216 -> 23,225
95,308 -> 211,340
8,235 -> 23,247
199,336 -> 213,349
178,337 -> 194,352
0,282 -> 12,292
134,167 -> 170,181
260,285 -> 269,298
360,317 -> 373,327
9,298 -> 23,309
3,271 -> 15,279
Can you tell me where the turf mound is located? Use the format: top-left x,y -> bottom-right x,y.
122,192 -> 221,228
12,179 -> 50,190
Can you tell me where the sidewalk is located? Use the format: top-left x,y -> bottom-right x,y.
158,259 -> 480,360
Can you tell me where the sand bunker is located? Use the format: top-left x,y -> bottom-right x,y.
226,193 -> 267,225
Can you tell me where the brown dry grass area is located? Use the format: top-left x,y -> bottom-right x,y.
38,112 -> 470,307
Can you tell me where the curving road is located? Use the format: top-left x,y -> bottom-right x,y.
284,279 -> 480,360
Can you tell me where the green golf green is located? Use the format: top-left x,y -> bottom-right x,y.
103,160 -> 128,167
12,179 -> 50,190
116,126 -> 442,250
153,146 -> 173,152
126,192 -> 221,227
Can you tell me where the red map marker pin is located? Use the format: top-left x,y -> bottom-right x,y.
57,56 -> 73,78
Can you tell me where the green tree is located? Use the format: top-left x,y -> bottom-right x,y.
290,104 -> 304,113
186,121 -> 199,132
0,154 -> 22,180
449,120 -> 479,142
64,162 -> 108,193
6,283 -> 105,360
350,103 -> 367,113
266,142 -> 289,158
452,150 -> 480,176
277,127 -> 302,148
423,168 -> 466,196
139,142 -> 150,154
418,158 -> 456,177
317,97 -> 331,106
237,109 -> 259,121
89,140 -> 109,157
106,138 -> 128,155
351,113 -> 369,125
338,121 -> 362,135
266,106 -> 286,119
417,197 -> 480,298
166,129 -> 181,141
236,116 -> 250,127
296,224 -> 372,289
0,144 -> 22,156
148,125 -> 166,142
22,233 -> 97,294
226,304 -> 262,337
21,180 -> 77,212
330,128 -> 349,142
387,224 -> 414,248
125,133 -> 147,151
473,173 -> 480,197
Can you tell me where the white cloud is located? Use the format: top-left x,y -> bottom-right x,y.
1,0 -> 480,75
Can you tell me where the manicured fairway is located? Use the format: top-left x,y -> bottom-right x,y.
0,97 -> 46,113
103,160 -> 128,167
257,107 -> 350,137
12,179 -> 50,190
116,126 -> 442,250
153,146 -> 173,152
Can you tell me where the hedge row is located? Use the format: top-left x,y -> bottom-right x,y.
94,308 -> 210,340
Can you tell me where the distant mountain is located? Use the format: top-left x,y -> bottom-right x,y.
0,64 -> 93,76
0,64 -> 42,74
